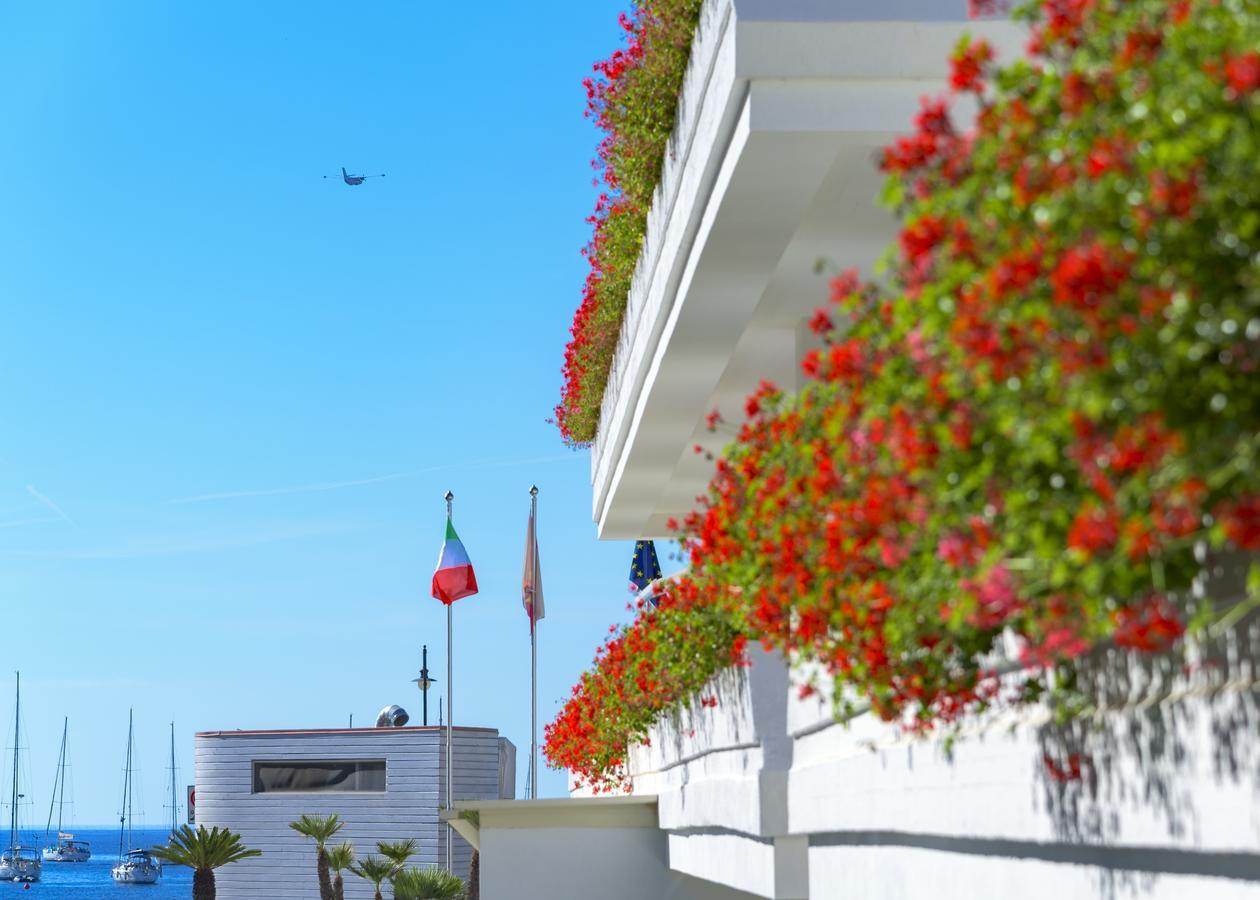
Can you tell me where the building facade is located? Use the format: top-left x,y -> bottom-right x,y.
195,726 -> 514,898
461,0 -> 1260,898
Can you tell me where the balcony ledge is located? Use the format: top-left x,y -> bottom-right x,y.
590,0 -> 1023,539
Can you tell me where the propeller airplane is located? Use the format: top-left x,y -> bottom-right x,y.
325,167 -> 385,186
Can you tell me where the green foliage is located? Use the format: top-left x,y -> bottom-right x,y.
328,842 -> 356,900
288,814 -> 344,848
151,824 -> 261,871
557,0 -> 706,444
391,866 -> 466,900
376,838 -> 417,868
289,814 -> 344,900
350,855 -> 398,900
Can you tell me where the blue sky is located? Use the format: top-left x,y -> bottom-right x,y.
0,0 -> 666,825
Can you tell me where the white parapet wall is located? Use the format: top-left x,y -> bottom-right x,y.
609,612 -> 1260,899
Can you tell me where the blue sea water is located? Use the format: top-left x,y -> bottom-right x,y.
1,830 -> 191,899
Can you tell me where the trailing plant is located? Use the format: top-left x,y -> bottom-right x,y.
547,0 -> 1260,790
151,825 -> 261,900
556,0 -> 706,445
543,586 -> 742,791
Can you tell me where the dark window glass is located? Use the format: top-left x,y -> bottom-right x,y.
252,760 -> 386,793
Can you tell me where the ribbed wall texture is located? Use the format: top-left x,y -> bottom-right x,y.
195,727 -> 512,899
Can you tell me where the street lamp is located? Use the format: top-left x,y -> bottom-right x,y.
411,644 -> 438,726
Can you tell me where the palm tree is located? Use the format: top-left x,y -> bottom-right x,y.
327,841 -> 355,900
392,866 -> 466,900
467,850 -> 479,900
376,837 -> 417,870
289,814 -> 344,900
151,825 -> 261,900
350,855 -> 397,900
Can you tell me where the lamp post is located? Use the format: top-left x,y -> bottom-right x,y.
411,644 -> 437,726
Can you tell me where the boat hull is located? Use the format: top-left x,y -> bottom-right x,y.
43,845 -> 91,862
112,861 -> 160,884
0,859 -> 42,882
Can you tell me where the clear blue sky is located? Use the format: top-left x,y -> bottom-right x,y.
0,0 -> 667,826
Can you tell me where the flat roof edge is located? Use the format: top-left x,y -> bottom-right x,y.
196,726 -> 499,738
451,795 -> 661,830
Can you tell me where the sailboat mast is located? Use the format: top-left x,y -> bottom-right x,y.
126,710 -> 133,853
9,672 -> 19,851
168,722 -> 176,833
118,709 -> 133,859
44,717 -> 68,842
58,719 -> 68,834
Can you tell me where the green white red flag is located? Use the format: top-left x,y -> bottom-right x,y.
432,516 -> 478,604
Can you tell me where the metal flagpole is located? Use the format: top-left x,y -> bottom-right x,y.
444,490 -> 454,873
529,485 -> 539,801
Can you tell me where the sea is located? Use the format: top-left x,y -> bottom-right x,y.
1,830 -> 191,899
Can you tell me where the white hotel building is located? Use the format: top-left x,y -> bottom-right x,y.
452,2 -> 1260,899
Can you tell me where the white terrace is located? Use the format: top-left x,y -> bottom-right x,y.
590,0 -> 1021,540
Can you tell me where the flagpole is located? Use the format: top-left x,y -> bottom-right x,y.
444,490 -> 454,873
529,485 -> 539,801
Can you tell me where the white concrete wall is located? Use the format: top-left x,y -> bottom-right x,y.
196,727 -> 512,899
481,826 -> 762,900
609,617 -> 1260,899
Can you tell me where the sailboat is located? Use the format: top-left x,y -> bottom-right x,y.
111,709 -> 160,885
0,672 -> 42,883
42,717 -> 91,862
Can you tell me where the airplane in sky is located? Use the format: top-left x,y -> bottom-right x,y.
325,167 -> 385,186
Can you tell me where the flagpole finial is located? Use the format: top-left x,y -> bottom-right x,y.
529,485 -> 539,497
444,491 -> 454,502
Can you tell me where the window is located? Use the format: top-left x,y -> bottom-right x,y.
252,760 -> 386,793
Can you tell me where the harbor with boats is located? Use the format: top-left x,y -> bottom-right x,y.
1,673 -> 187,891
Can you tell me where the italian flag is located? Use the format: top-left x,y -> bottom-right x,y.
432,517 -> 479,604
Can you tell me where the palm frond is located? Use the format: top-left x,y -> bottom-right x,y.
152,825 -> 262,870
350,854 -> 398,886
288,814 -> 344,847
326,841 -> 355,872
392,866 -> 466,900
376,837 -> 417,867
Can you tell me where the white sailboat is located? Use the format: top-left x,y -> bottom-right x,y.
0,672 -> 42,883
42,717 -> 90,862
111,709 -> 160,885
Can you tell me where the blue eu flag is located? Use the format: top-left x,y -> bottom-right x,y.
629,540 -> 663,601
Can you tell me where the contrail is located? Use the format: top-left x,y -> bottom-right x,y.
25,485 -> 76,527
163,454 -> 576,505
165,472 -> 412,505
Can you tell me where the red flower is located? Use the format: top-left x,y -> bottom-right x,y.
1225,51 -> 1260,95
1217,495 -> 1260,550
1067,503 -> 1119,556
1113,597 -> 1184,653
950,39 -> 994,93
1050,241 -> 1129,317
900,215 -> 947,264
